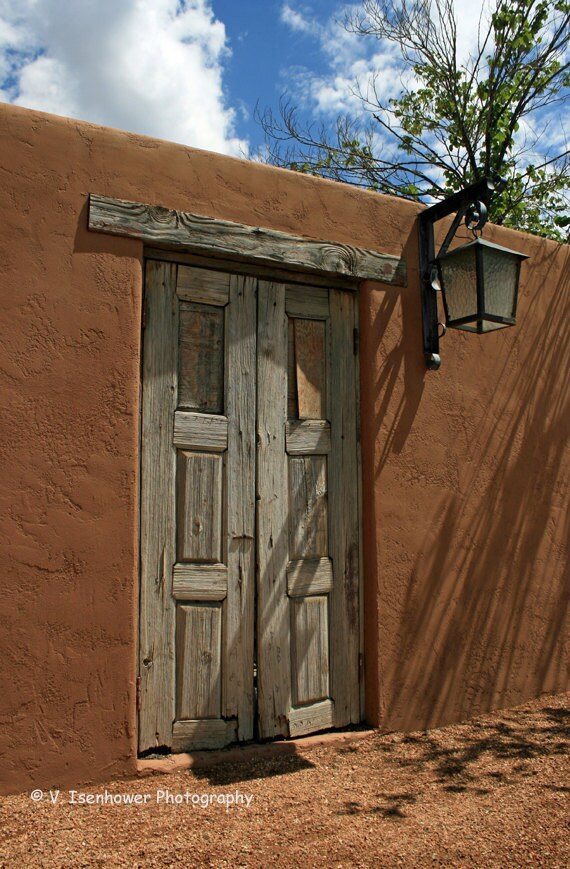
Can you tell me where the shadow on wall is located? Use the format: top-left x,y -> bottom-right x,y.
372,233 -> 569,731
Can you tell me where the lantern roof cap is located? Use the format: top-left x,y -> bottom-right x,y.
437,236 -> 530,262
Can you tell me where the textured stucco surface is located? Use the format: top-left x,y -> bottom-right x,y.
359,224 -> 570,731
0,103 -> 568,795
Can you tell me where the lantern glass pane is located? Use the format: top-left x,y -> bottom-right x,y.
438,246 -> 478,321
481,248 -> 518,318
479,320 -> 510,332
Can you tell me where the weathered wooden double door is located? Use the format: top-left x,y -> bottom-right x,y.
138,260 -> 361,753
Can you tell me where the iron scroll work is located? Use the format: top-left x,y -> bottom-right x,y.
419,177 -> 495,370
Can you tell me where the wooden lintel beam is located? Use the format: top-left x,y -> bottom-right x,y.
88,193 -> 406,285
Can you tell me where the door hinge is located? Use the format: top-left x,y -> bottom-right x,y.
136,675 -> 142,711
142,298 -> 148,330
353,327 -> 359,355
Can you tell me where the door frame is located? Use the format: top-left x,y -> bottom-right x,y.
87,193 -> 408,749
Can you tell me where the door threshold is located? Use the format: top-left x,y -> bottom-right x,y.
137,728 -> 375,776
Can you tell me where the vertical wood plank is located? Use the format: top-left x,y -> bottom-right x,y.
328,288 -> 361,726
139,261 -> 178,750
291,596 -> 330,706
288,456 -> 328,559
287,319 -> 298,420
294,319 -> 326,419
177,452 -> 223,562
256,280 -> 291,738
178,302 -> 224,412
176,604 -> 222,719
224,274 -> 257,740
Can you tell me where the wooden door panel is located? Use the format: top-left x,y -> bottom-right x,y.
139,261 -> 178,751
176,451 -> 223,562
291,595 -> 330,706
288,455 -> 328,559
256,280 -> 291,739
139,263 -> 256,752
178,302 -> 224,412
140,263 -> 360,752
175,603 -> 222,719
286,558 -> 334,596
328,289 -> 361,726
272,284 -> 360,738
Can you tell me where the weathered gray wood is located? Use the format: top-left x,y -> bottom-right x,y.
178,302 -> 224,412
287,320 -> 298,419
286,420 -> 331,455
329,289 -> 361,727
139,261 -> 178,751
172,718 -> 237,751
224,274 -> 257,740
291,596 -> 330,706
173,411 -> 228,452
176,452 -> 223,562
89,194 -> 407,284
288,456 -> 328,560
172,563 -> 228,600
287,557 -> 334,597
288,699 -> 335,737
147,248 -> 361,291
294,319 -> 327,419
177,265 -> 229,306
285,285 -> 330,318
256,280 -> 291,739
176,604 -> 222,719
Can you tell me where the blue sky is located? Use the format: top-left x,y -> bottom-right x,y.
0,0 -> 354,157
0,0 -> 567,172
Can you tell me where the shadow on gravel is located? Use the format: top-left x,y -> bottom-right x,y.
392,704 -> 570,790
179,702 -> 569,798
189,751 -> 315,786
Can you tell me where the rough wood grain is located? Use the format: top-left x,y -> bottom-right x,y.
224,274 -> 257,740
294,319 -> 326,419
291,596 -> 330,706
177,265 -> 230,306
172,563 -> 228,600
328,289 -> 361,727
176,604 -> 222,719
172,718 -> 237,752
287,557 -> 334,597
287,319 -> 298,420
285,285 -> 330,318
177,452 -> 223,562
89,194 -> 407,284
288,456 -> 328,560
146,248 -> 360,291
139,261 -> 178,751
286,420 -> 331,455
178,302 -> 224,412
173,411 -> 228,452
256,280 -> 291,739
288,699 -> 335,737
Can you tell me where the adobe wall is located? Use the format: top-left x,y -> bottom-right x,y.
0,102 -> 567,795
360,222 -> 569,731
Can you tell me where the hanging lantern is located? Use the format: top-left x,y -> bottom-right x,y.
436,238 -> 529,333
418,178 -> 530,368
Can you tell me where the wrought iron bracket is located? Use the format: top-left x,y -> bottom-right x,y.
418,177 -> 495,369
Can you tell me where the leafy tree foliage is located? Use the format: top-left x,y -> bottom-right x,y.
258,0 -> 570,241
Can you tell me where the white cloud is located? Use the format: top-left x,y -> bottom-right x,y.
0,0 -> 247,156
280,4 -> 313,34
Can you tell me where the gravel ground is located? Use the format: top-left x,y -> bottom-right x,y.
1,691 -> 568,868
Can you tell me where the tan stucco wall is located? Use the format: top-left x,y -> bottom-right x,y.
360,223 -> 569,732
0,103 -> 568,795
